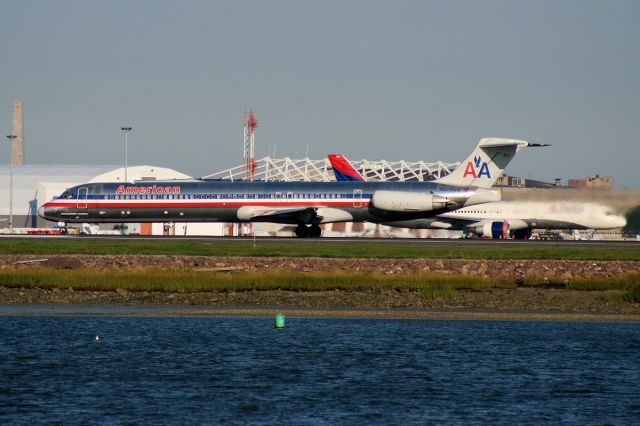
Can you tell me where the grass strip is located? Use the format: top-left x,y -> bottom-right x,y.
0,269 -> 639,301
0,269 -> 507,300
1,238 -> 639,260
520,273 -> 640,291
521,273 -> 640,302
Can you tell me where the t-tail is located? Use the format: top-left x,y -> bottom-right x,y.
435,138 -> 548,189
328,154 -> 366,182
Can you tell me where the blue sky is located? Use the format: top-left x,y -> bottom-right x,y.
1,0 -> 638,186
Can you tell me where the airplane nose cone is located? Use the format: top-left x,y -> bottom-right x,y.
37,205 -> 51,219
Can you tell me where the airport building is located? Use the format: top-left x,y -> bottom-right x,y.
568,175 -> 614,190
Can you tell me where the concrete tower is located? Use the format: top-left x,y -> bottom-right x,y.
11,98 -> 25,165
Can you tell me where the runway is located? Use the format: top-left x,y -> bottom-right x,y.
1,234 -> 638,249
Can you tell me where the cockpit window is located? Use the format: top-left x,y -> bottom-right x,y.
605,209 -> 616,216
58,190 -> 74,199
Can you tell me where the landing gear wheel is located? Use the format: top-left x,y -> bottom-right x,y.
295,224 -> 310,238
309,225 -> 322,238
513,229 -> 531,240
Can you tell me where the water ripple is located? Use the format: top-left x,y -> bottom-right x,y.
0,317 -> 638,424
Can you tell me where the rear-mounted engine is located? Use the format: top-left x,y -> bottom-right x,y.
371,191 -> 451,212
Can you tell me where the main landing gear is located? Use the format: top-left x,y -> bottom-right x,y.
295,224 -> 322,238
513,229 -> 532,240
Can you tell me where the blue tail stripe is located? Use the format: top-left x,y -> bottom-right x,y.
334,169 -> 364,182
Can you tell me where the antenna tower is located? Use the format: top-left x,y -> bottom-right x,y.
240,110 -> 258,238
243,110 -> 258,181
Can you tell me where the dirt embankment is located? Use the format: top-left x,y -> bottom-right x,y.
2,255 -> 639,282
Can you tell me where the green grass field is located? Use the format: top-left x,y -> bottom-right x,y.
1,238 -> 639,260
0,269 -> 501,293
0,269 -> 638,301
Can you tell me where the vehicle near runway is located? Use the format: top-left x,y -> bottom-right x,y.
328,154 -> 626,239
39,138 -> 540,238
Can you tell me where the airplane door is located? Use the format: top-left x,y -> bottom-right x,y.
353,189 -> 363,208
77,187 -> 88,209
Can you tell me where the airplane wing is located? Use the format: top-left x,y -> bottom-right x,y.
237,206 -> 318,223
456,219 -> 529,230
237,206 -> 354,224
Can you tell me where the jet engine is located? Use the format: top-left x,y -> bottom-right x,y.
471,221 -> 509,239
371,191 -> 451,212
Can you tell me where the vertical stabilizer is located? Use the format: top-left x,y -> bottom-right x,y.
435,138 -> 538,189
328,154 -> 365,182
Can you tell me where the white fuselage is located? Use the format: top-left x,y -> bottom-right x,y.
439,201 -> 626,230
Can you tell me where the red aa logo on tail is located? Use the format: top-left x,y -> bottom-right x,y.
462,156 -> 491,178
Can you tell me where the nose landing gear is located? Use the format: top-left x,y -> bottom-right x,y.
58,222 -> 68,234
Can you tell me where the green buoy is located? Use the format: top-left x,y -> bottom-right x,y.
275,313 -> 285,329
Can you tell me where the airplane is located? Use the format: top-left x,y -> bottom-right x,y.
327,154 -> 626,239
38,138 -> 540,238
383,202 -> 627,239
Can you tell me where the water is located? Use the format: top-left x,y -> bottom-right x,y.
1,315 -> 639,425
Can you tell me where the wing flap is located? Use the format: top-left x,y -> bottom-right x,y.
237,206 -> 318,224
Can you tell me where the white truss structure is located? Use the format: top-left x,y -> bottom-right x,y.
202,157 -> 459,182
355,158 -> 459,182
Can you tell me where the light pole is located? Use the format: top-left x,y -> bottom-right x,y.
121,127 -> 132,182
6,135 -> 17,230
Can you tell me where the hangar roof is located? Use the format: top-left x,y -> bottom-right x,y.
0,164 -> 191,183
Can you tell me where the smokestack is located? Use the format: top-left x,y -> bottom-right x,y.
11,98 -> 24,165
